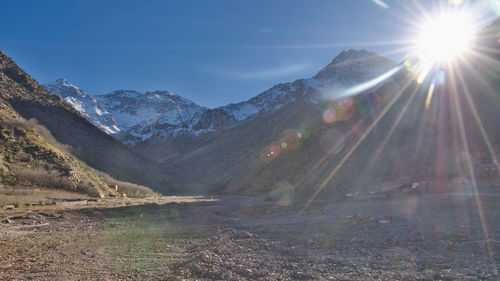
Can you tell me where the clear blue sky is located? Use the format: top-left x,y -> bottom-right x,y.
0,0 -> 496,107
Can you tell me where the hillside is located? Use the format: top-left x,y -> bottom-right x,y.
151,24 -> 499,196
0,50 -> 158,198
226,19 -> 500,201
39,20 -> 500,198
138,50 -> 401,193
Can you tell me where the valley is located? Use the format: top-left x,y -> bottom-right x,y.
1,186 -> 499,280
0,3 -> 499,279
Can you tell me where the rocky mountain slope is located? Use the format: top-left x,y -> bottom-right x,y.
39,19 -> 499,197
42,50 -> 405,193
0,50 -> 161,195
223,19 -> 500,199
132,50 -> 401,192
43,49 -> 396,147
43,79 -> 120,135
43,82 -> 209,145
143,20 -> 499,196
96,90 -> 207,145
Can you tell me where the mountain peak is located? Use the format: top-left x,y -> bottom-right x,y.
55,78 -> 69,84
44,78 -> 86,98
314,49 -> 396,81
330,49 -> 376,64
47,78 -> 79,90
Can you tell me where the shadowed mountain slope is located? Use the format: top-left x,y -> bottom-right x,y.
0,50 -> 166,192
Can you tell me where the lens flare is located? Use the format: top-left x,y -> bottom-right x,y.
371,0 -> 389,9
260,129 -> 303,162
322,108 -> 336,123
425,83 -> 435,110
270,181 -> 295,206
435,69 -> 446,85
415,57 -> 435,84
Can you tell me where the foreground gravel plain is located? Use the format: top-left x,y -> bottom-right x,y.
0,191 -> 499,280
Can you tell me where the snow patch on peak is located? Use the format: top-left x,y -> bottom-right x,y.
42,80 -> 121,135
44,78 -> 86,98
50,78 -> 74,87
221,102 -> 259,121
105,90 -> 142,99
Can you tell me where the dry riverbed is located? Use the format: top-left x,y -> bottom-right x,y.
0,192 -> 499,280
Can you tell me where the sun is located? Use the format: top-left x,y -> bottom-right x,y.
416,11 -> 475,62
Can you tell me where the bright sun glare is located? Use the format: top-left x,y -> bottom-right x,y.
417,11 -> 475,62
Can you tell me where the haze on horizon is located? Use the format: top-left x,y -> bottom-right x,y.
0,0 -> 497,107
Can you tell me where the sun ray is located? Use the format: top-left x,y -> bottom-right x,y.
454,64 -> 500,175
425,83 -> 436,109
366,81 -> 420,170
339,65 -> 402,98
467,48 -> 500,71
447,64 -> 494,263
292,67 -> 409,191
459,55 -> 500,98
292,112 -> 369,192
416,61 -> 435,84
301,76 -> 415,212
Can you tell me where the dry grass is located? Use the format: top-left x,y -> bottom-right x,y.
98,172 -> 158,198
1,118 -> 159,200
3,118 -> 72,153
14,167 -> 73,190
0,185 -> 89,207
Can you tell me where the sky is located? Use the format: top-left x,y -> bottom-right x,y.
1,0 -> 498,107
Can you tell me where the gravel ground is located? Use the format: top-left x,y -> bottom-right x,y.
0,192 -> 499,280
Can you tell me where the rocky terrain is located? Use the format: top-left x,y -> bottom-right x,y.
1,186 -> 499,280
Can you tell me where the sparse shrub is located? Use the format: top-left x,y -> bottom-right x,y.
98,172 -> 157,198
3,118 -> 73,153
77,182 -> 102,197
14,166 -> 74,190
2,119 -> 157,198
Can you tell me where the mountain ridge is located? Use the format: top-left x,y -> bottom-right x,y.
44,49 -> 397,146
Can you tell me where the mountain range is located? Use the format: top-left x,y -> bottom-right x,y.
1,18 -> 498,198
43,49 -> 396,146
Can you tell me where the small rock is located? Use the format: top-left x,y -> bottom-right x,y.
1,218 -> 12,224
235,230 -> 254,239
437,240 -> 455,251
483,239 -> 500,251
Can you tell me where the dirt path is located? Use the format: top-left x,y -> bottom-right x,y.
0,193 -> 499,280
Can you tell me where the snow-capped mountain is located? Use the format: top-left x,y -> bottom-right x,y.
94,90 -> 207,144
43,79 -> 120,135
44,49 -> 396,145
43,82 -> 208,144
